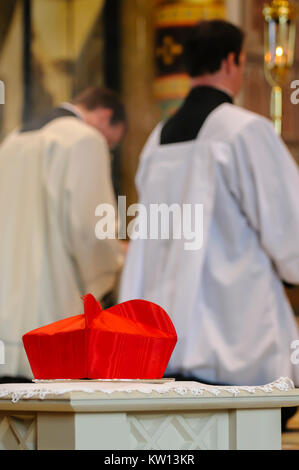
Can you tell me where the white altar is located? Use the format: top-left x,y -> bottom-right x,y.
0,378 -> 299,450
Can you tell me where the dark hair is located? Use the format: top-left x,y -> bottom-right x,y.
73,87 -> 126,125
183,20 -> 245,77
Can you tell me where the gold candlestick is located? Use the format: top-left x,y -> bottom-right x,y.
263,0 -> 297,135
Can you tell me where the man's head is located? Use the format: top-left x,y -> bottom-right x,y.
184,20 -> 246,97
72,87 -> 127,149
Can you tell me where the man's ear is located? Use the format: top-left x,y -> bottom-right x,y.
225,52 -> 237,73
95,107 -> 113,125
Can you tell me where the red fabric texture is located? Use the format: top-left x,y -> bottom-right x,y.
22,294 -> 177,380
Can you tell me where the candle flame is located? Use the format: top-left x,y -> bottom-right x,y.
276,46 -> 284,57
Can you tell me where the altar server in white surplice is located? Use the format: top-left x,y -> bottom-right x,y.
0,88 -> 126,380
119,21 -> 299,391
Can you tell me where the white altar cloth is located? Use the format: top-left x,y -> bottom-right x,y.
1,377 -> 299,450
0,377 -> 294,403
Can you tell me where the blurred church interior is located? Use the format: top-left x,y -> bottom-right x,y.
1,2 -> 297,310
0,0 -> 298,445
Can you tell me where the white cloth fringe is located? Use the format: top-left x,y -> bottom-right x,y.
0,377 -> 294,403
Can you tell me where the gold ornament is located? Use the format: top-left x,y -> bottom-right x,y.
263,0 -> 297,134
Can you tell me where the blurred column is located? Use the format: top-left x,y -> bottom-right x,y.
29,0 -> 105,120
121,0 -> 160,206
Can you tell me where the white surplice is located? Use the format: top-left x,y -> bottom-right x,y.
119,103 -> 299,386
0,117 -> 123,378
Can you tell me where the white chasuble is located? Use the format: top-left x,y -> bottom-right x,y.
119,103 -> 299,386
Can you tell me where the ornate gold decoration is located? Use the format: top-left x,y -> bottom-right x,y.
154,0 -> 226,118
156,36 -> 183,65
263,0 -> 297,134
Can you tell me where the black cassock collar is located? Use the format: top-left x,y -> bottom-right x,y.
160,85 -> 233,145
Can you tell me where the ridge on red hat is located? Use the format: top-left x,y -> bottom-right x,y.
22,294 -> 177,380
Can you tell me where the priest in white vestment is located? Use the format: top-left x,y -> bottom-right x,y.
119,20 -> 299,395
0,87 -> 126,380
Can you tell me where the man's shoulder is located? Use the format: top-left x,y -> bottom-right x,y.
41,116 -> 108,152
201,103 -> 272,142
222,103 -> 270,128
46,116 -> 102,140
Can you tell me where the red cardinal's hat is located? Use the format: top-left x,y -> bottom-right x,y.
22,294 -> 177,380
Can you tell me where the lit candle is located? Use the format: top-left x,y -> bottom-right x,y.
275,46 -> 284,65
